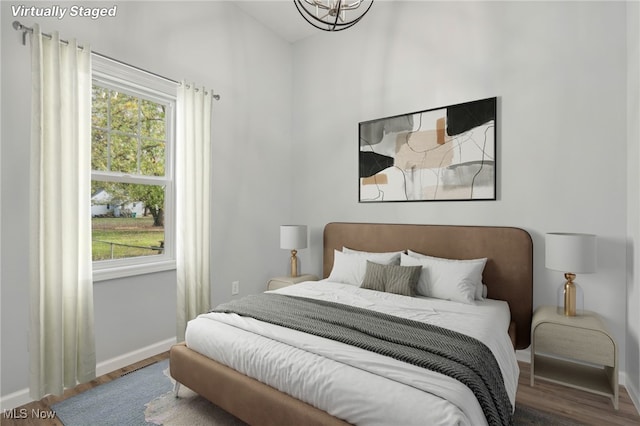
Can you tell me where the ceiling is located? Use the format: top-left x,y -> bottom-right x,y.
235,1 -> 320,43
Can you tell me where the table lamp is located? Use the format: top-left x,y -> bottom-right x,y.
545,232 -> 597,316
280,225 -> 308,277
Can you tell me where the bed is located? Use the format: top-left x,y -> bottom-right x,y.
170,222 -> 533,425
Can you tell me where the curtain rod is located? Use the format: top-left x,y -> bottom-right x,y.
12,20 -> 220,100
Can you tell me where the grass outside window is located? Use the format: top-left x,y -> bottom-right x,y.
92,217 -> 164,261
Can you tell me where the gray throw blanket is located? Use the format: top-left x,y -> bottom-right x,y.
212,293 -> 513,426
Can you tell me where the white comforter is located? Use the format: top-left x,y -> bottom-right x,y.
185,280 -> 519,426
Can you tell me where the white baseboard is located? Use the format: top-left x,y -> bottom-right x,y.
623,372 -> 640,415
0,388 -> 31,412
95,337 -> 176,377
0,337 -> 176,411
516,348 -> 531,364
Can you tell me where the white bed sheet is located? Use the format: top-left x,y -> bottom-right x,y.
185,280 -> 519,426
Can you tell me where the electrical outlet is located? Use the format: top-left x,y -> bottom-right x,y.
232,281 -> 239,295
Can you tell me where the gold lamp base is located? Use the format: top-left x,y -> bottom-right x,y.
560,272 -> 584,317
563,273 -> 577,316
289,249 -> 298,278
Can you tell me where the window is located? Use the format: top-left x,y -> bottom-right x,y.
91,56 -> 176,281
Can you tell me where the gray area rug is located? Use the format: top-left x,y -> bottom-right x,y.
52,359 -> 245,426
53,359 -> 584,425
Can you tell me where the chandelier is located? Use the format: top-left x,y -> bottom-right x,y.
294,0 -> 374,32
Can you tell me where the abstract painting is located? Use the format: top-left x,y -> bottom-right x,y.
359,97 -> 497,202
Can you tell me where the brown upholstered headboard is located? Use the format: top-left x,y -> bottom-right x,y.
323,222 -> 533,349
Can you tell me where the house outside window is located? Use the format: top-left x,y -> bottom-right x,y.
91,55 -> 176,281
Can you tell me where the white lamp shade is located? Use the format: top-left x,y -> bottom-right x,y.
280,225 -> 308,250
545,233 -> 597,273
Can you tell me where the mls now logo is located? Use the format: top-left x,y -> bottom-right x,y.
3,408 -> 56,419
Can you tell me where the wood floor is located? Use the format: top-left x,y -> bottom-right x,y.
516,362 -> 639,425
0,352 -> 168,426
2,356 -> 639,425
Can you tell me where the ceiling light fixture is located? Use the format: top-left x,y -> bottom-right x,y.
294,0 -> 374,32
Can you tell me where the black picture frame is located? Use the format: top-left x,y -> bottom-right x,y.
359,97 -> 497,202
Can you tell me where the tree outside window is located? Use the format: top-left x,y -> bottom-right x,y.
91,83 -> 172,262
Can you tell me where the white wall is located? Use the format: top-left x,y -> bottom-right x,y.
1,0 -> 293,401
292,0 -> 631,375
626,0 -> 640,410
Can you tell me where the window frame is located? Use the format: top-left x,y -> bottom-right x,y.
91,55 -> 177,282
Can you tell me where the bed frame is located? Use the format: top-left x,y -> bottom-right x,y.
170,223 -> 533,425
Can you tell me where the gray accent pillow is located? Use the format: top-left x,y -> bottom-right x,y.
361,261 -> 422,297
360,261 -> 386,292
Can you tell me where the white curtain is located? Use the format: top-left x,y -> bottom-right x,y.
29,25 -> 95,398
176,82 -> 212,342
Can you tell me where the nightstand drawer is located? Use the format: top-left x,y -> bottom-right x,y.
267,279 -> 295,291
267,274 -> 318,291
535,323 -> 615,366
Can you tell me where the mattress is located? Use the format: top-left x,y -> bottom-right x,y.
185,280 -> 519,426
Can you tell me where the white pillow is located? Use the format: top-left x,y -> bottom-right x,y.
407,250 -> 487,300
342,247 -> 404,262
328,250 -> 402,286
401,253 -> 486,304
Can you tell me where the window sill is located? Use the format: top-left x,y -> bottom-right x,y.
93,259 -> 176,282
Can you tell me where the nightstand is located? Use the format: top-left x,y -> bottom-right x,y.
267,274 -> 318,291
530,305 -> 618,409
